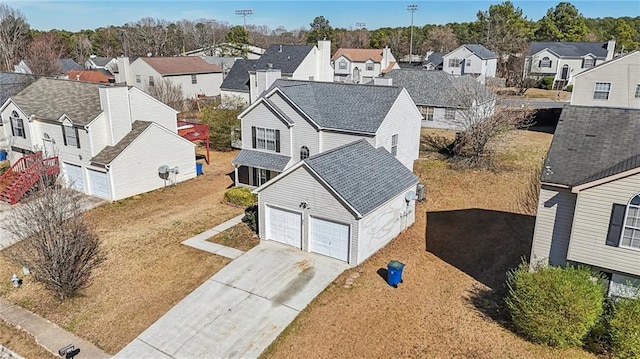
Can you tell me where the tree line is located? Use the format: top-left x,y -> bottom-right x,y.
1,1 -> 638,74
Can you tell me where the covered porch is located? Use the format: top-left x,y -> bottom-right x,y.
232,149 -> 291,187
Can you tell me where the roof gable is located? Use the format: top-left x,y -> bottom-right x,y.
462,44 -> 497,59
528,42 -> 610,58
331,48 -> 384,63
220,59 -> 256,92
253,44 -> 314,74
140,57 -> 222,76
91,121 -> 154,166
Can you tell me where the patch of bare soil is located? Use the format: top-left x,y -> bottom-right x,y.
207,223 -> 259,251
261,130 -> 595,359
0,149 -> 243,354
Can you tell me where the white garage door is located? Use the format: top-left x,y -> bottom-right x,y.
266,206 -> 302,248
64,163 -> 84,192
310,217 -> 350,262
88,169 -> 110,199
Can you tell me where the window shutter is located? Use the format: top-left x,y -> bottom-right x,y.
251,126 -> 256,149
549,60 -> 552,67
62,125 -> 68,146
252,168 -> 258,186
581,59 -> 585,68
75,127 -> 80,148
606,203 -> 626,247
19,119 -> 25,138
275,130 -> 280,153
10,119 -> 15,137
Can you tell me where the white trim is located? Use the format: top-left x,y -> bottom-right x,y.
574,50 -> 640,79
572,167 -> 640,193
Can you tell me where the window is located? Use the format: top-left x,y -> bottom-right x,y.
622,195 -> 640,250
148,76 -> 155,87
191,74 -> 197,84
540,57 -> 551,68
300,146 -> 309,160
448,58 -> 461,68
62,124 -> 79,148
391,134 -> 398,157
366,62 -> 374,71
466,59 -> 471,67
10,111 -> 25,138
135,75 -> 141,83
445,108 -> 456,121
252,127 -> 279,152
582,57 -> 595,68
252,168 -> 271,186
420,106 -> 434,121
635,84 -> 640,98
339,60 -> 347,70
593,82 -> 611,100
308,76 -> 314,81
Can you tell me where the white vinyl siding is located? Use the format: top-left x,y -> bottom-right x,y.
241,102 -> 290,157
321,131 -> 375,152
593,82 -> 611,100
267,92 -> 320,160
128,88 -> 178,132
99,86 -> 132,145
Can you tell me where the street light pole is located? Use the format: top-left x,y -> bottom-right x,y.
407,4 -> 418,63
356,22 -> 366,47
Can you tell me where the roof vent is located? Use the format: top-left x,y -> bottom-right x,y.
279,45 -> 282,52
266,63 -> 273,69
287,56 -> 290,60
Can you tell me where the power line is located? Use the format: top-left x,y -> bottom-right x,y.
356,22 -> 366,47
407,4 -> 418,63
235,9 -> 254,30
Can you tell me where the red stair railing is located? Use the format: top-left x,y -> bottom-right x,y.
0,152 -> 60,205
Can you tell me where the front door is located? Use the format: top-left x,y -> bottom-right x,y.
560,65 -> 569,80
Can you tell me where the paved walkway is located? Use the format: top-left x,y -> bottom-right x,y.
115,241 -> 350,358
181,214 -> 245,259
0,298 -> 110,359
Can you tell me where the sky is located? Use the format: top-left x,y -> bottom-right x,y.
5,0 -> 640,32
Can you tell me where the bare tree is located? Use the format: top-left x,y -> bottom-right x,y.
514,165 -> 542,215
147,78 -> 185,110
3,183 -> 105,300
71,34 -> 93,64
423,26 -> 459,53
0,4 -> 30,71
25,32 -> 63,76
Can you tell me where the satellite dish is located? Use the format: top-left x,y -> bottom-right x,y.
158,165 -> 170,180
405,191 -> 416,202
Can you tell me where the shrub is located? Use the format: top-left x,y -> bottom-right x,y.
505,264 -> 605,348
537,76 -> 554,90
223,187 -> 257,207
200,102 -> 242,151
610,297 -> 640,358
243,204 -> 258,233
565,85 -> 574,92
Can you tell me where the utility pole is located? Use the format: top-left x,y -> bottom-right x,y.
235,9 -> 254,30
356,22 -> 366,48
407,4 -> 418,63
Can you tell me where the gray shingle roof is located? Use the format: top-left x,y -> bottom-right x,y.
463,44 -> 497,59
89,56 -> 115,67
270,79 -> 404,133
542,106 -> 640,187
58,58 -> 83,72
425,52 -> 444,66
10,77 -> 103,125
304,139 -> 419,216
0,72 -> 35,105
220,59 -> 256,92
528,42 -> 610,58
232,149 -> 291,172
383,69 -> 495,108
91,121 -> 153,166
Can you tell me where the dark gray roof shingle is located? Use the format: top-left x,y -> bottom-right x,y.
542,106 -> 640,187
220,59 -> 256,92
463,44 -> 497,59
304,139 -> 419,215
89,56 -> 115,67
91,121 -> 153,165
58,58 -> 83,72
528,42 -> 610,58
270,79 -> 404,133
425,52 -> 444,66
0,72 -> 35,105
232,149 -> 291,171
384,69 -> 495,108
10,78 -> 103,125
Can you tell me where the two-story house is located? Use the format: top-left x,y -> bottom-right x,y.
570,51 -> 639,109
234,78 -> 422,265
0,78 -> 196,202
531,105 -> 640,298
115,56 -> 224,98
331,47 -> 400,84
524,40 -> 616,90
220,40 -> 333,105
382,69 -> 496,130
442,44 -> 497,83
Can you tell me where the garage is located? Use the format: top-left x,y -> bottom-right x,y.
63,162 -> 84,191
310,217 -> 350,262
88,169 -> 110,199
266,206 -> 302,248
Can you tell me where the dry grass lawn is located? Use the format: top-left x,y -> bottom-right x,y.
0,321 -> 56,358
500,87 -> 570,100
207,223 -> 260,251
261,129 -> 596,359
0,149 -> 243,354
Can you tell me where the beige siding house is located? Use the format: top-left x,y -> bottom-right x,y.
570,51 -> 640,109
531,105 -> 640,298
332,47 -> 399,84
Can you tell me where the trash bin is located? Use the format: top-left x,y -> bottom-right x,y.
387,260 -> 405,287
0,149 -> 6,161
196,162 -> 203,175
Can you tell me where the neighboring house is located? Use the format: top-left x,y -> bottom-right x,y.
183,43 -> 265,59
84,55 -> 117,73
221,40 -> 333,104
254,139 -> 419,265
66,69 -> 115,84
0,78 -> 196,201
232,78 -> 422,187
524,40 -> 616,90
201,56 -> 238,78
332,47 -> 399,84
531,105 -> 640,298
14,58 -> 83,75
424,52 -> 444,70
0,73 -> 35,106
442,44 -> 497,83
116,56 -> 224,98
570,51 -> 640,108
382,69 -> 496,130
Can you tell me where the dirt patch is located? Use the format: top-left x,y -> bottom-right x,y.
261,130 -> 595,359
0,149 -> 243,354
0,320 -> 56,358
207,223 -> 260,251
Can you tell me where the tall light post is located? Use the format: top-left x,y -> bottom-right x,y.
235,9 -> 254,29
356,22 -> 366,47
407,4 -> 418,63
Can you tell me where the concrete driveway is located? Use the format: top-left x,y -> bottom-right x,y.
115,241 -> 350,359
